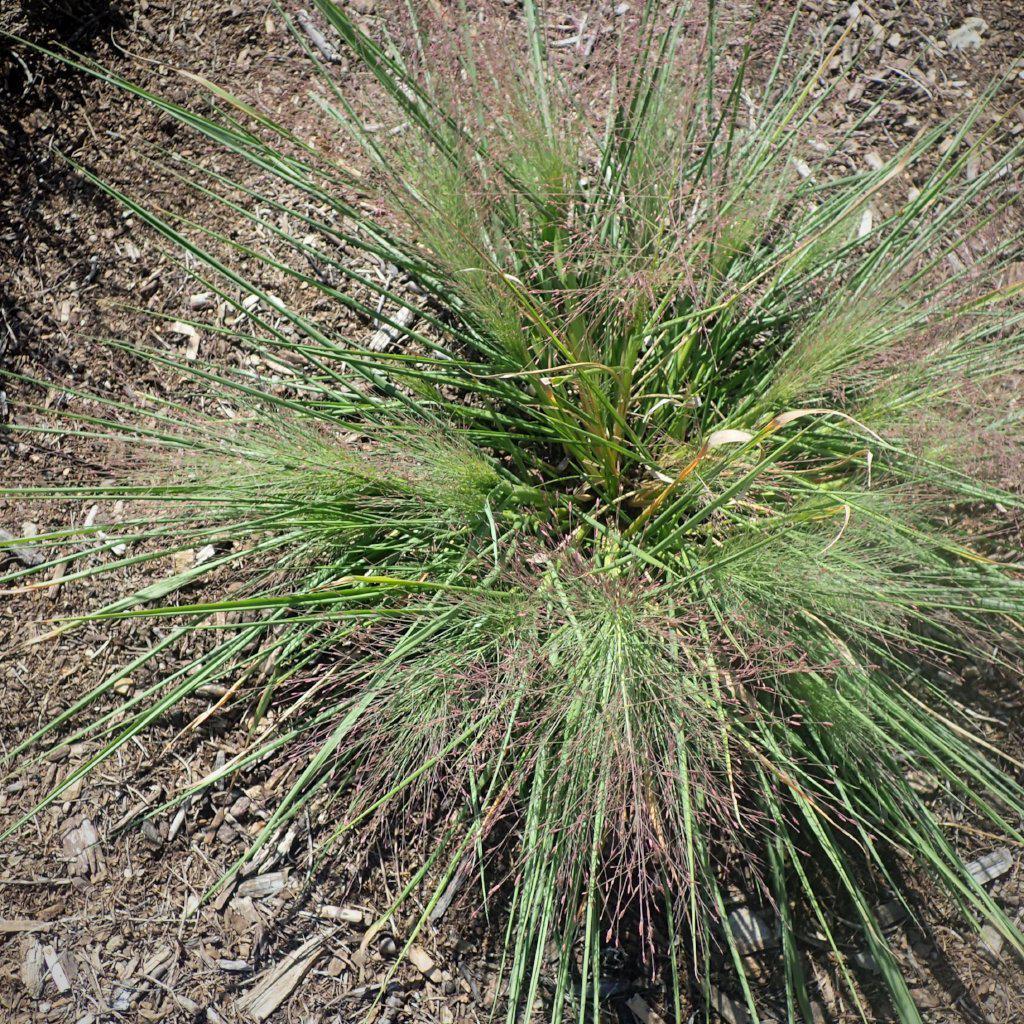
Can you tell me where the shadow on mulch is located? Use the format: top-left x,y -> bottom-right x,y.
1,0 -> 130,383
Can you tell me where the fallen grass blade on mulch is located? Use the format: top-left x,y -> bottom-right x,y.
3,2 -> 1024,1021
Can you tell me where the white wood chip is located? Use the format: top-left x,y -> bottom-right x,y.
62,818 -> 104,879
946,17 -> 987,51
966,848 -> 1013,885
236,934 -> 326,1021
21,939 -> 46,999
195,543 -> 217,565
408,944 -> 439,981
142,944 -> 175,979
111,944 -> 174,1011
296,9 -> 341,62
1,920 -> 50,934
237,870 -> 289,899
0,527 -> 44,567
319,906 -> 363,925
979,922 -> 1004,960
727,907 -> 778,953
369,305 -> 417,352
169,320 -> 201,360
42,945 -> 75,994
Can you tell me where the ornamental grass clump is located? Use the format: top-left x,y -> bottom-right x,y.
3,2 -> 1024,1020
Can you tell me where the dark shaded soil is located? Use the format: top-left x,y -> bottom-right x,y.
2,1 -> 1024,1022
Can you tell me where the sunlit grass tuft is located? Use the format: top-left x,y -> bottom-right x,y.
4,2 -> 1024,1020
